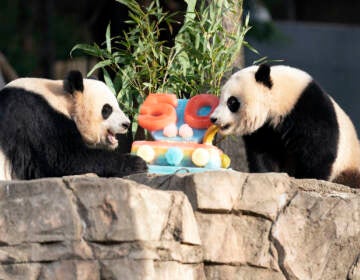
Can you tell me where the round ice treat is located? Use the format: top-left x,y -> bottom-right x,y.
165,147 -> 184,166
179,124 -> 194,139
192,148 -> 210,167
136,145 -> 155,163
205,149 -> 222,169
163,123 -> 178,137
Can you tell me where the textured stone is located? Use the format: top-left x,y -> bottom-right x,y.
0,240 -> 93,264
89,241 -> 203,263
0,175 -> 203,279
189,171 -> 246,211
195,212 -> 276,269
0,263 -> 41,280
0,178 -> 81,245
100,259 -> 154,280
1,172 -> 360,279
65,176 -> 200,245
348,255 -> 360,280
128,170 -> 247,211
100,259 -> 205,280
204,265 -> 286,280
273,187 -> 360,280
154,262 -> 206,280
39,260 -> 100,280
235,172 -> 294,221
129,171 -> 293,221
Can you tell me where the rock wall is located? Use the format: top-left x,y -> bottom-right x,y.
0,171 -> 360,279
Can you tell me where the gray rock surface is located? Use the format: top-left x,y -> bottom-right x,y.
0,171 -> 359,279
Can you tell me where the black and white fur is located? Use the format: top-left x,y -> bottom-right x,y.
0,70 -> 147,180
211,64 -> 360,188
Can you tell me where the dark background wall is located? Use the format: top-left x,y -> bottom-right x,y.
0,0 -> 186,79
245,0 -> 360,134
245,21 -> 360,133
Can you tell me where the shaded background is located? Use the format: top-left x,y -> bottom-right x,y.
1,0 -> 360,133
245,0 -> 360,134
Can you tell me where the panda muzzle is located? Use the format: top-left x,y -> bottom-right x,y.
107,130 -> 118,145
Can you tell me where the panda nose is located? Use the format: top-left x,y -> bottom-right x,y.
122,121 -> 130,130
210,117 -> 217,124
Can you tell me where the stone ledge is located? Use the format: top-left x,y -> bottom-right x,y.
0,171 -> 359,279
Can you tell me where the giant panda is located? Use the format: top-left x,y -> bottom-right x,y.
210,64 -> 360,188
0,70 -> 147,180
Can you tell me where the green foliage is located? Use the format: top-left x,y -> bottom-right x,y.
72,0 -> 177,125
71,0 -> 254,125
168,0 -> 252,97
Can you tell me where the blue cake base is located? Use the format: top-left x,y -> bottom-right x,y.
148,164 -> 229,174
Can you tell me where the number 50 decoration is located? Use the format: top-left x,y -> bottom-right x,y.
138,93 -> 219,131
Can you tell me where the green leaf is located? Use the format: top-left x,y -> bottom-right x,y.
102,68 -> 115,95
253,56 -> 268,65
70,44 -> 100,57
87,59 -> 113,77
106,23 -> 112,53
242,41 -> 259,55
183,0 -> 196,22
244,12 -> 250,27
113,74 -> 123,94
142,82 -> 152,88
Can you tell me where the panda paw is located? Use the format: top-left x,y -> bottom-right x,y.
120,154 -> 148,176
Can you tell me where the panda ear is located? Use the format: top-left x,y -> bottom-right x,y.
63,70 -> 84,94
255,64 -> 273,89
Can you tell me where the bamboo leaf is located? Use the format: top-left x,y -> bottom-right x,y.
113,74 -> 122,93
243,41 -> 259,55
253,56 -> 268,65
102,68 -> 115,95
183,0 -> 196,22
70,44 -> 101,57
106,23 -> 112,53
87,59 -> 113,77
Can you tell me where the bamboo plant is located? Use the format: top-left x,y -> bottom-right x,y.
71,0 -> 255,136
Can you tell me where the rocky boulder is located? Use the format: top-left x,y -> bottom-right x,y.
0,171 -> 359,279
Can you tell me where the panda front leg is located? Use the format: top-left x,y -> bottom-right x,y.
242,125 -> 283,173
53,147 -> 148,178
244,144 -> 281,173
116,153 -> 149,176
85,150 -> 148,178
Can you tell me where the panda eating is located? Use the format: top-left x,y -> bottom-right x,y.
0,70 -> 147,180
210,64 -> 360,188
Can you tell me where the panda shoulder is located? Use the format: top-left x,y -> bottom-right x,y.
4,77 -> 73,118
270,65 -> 313,81
5,77 -> 64,94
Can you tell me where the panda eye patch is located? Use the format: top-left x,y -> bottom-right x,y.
227,96 -> 240,112
102,104 -> 113,119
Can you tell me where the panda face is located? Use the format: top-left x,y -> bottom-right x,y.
211,64 -> 314,136
210,66 -> 272,135
6,72 -> 131,150
73,79 -> 130,150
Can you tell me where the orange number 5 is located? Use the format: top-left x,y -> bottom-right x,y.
138,94 -> 178,131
